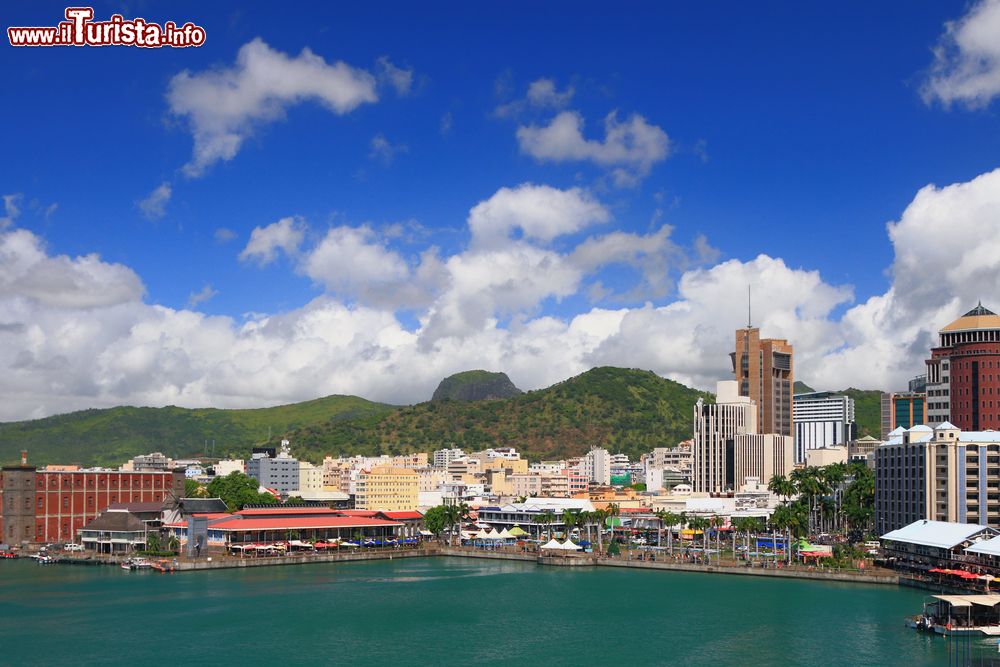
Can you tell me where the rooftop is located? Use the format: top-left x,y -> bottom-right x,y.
209,516 -> 402,531
941,303 -> 1000,333
881,519 -> 995,549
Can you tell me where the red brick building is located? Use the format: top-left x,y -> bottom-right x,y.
926,304 -> 1000,431
1,455 -> 184,546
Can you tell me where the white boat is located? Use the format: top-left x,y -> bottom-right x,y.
35,554 -> 56,565
121,557 -> 152,571
908,595 -> 1000,637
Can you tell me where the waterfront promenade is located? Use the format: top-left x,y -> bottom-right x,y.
47,543 -> 902,586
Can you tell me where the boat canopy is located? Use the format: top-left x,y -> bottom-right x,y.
932,595 -> 1000,608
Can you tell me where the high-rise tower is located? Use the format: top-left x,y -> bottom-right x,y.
730,327 -> 794,437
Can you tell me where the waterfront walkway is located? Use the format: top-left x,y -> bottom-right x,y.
46,543 -> 903,586
436,546 -> 901,586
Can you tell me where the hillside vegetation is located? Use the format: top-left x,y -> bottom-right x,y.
0,395 -> 393,467
287,367 -> 713,463
1,367 -> 712,466
431,370 -> 522,401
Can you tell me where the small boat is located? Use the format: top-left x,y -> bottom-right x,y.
150,560 -> 175,573
35,554 -> 56,565
908,595 -> 1000,636
121,557 -> 152,570
0,551 -> 17,559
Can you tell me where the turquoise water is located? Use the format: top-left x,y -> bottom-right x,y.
0,557 -> 961,665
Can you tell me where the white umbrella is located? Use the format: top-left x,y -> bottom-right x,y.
541,539 -> 563,550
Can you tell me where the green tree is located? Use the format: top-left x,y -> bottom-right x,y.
423,505 -> 449,542
167,536 -> 180,553
184,478 -> 202,498
206,472 -> 278,512
145,532 -> 161,553
285,495 -> 305,506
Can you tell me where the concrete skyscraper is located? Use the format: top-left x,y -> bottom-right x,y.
731,326 -> 794,437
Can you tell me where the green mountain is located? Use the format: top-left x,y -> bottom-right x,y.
432,370 -> 522,401
0,395 -> 393,467
287,367 -> 713,463
793,380 -> 815,394
841,388 -> 882,438
0,367 -> 712,466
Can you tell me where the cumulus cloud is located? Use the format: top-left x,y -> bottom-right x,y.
923,0 -> 1000,107
239,216 -> 306,265
466,183 -> 609,248
517,110 -> 670,186
301,225 -> 411,301
168,38 -> 379,176
138,182 -> 172,220
0,227 -> 143,309
7,169 -> 1000,420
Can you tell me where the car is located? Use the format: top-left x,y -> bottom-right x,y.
63,543 -> 84,552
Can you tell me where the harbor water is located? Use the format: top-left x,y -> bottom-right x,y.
0,557 -> 965,665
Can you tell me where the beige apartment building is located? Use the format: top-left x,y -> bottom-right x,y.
733,434 -> 794,489
354,467 -> 419,511
875,423 -> 1000,534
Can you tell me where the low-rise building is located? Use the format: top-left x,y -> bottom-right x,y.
354,467 -> 419,511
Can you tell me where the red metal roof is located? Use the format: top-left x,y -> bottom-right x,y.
381,511 -> 423,520
334,510 -> 380,517
238,507 -> 341,516
210,516 -> 402,531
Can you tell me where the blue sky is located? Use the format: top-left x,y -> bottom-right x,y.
2,1 -> 1000,419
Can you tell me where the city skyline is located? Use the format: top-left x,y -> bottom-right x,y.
3,2 -> 1000,420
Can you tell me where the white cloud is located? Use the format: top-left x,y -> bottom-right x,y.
369,133 -> 407,164
517,110 -> 670,186
495,77 -> 574,117
0,227 -> 143,309
214,227 -> 237,244
466,183 -> 609,249
526,78 -> 574,108
440,111 -> 453,135
923,0 -> 1000,107
1,193 -> 23,228
8,169 -> 1000,420
377,56 -> 414,95
301,225 -> 411,301
187,284 -> 218,308
168,38 -> 379,176
239,216 -> 306,265
138,182 -> 172,220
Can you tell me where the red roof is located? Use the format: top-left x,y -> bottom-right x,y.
381,511 -> 423,520
238,507 -> 342,516
210,516 -> 402,531
620,507 -> 652,513
194,513 -> 232,520
335,510 -> 380,517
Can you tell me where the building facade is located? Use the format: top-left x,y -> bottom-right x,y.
792,391 -> 856,463
875,423 -> 1000,534
1,457 -> 185,545
692,381 -> 756,493
354,467 -> 419,511
925,304 -> 1000,429
580,448 -> 611,485
731,327 -> 794,437
247,440 -> 300,494
733,434 -> 794,490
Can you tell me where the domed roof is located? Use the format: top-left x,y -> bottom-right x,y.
940,302 -> 1000,332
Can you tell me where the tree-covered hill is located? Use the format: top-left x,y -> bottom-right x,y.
286,367 -> 714,463
0,367 -> 713,466
0,395 -> 393,466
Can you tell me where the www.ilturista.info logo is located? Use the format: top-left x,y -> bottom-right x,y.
8,7 -> 206,48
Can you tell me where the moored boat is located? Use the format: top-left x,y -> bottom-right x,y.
908,595 -> 1000,637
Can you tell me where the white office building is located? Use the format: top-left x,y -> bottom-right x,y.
792,391 -> 856,464
581,447 -> 611,485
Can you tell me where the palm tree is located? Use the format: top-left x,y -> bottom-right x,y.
593,508 -> 609,554
768,474 -> 796,503
562,510 -> 580,543
532,513 -> 548,541
578,511 -> 593,545
606,503 -> 621,549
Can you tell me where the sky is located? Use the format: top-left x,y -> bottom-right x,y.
3,1 -> 1000,421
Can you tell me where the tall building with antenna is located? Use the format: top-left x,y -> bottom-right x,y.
729,289 -> 794,437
